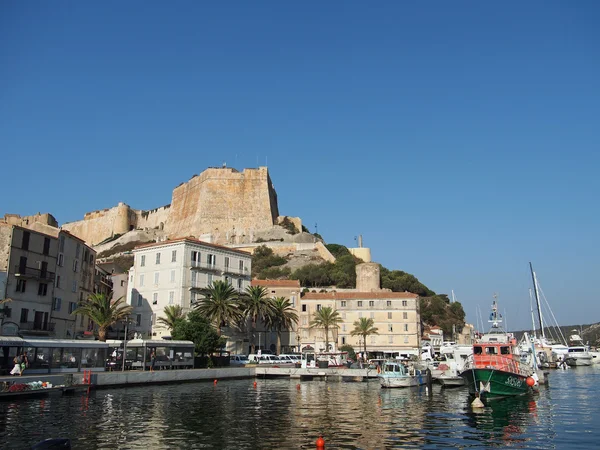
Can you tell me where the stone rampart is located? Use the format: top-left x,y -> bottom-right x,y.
135,205 -> 171,231
1,213 -> 58,228
62,203 -> 136,246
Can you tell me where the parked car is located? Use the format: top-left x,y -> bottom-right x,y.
230,355 -> 249,366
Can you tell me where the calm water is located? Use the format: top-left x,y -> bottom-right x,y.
1,367 -> 600,449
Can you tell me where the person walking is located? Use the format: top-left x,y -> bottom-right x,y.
20,352 -> 29,376
10,354 -> 22,376
150,349 -> 156,373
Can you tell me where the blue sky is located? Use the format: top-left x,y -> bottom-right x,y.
1,2 -> 599,331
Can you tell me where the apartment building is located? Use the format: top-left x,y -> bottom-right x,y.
300,291 -> 420,354
249,279 -> 301,354
51,231 -> 96,338
0,225 -> 58,336
128,238 -> 252,340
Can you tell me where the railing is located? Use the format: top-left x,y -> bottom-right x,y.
190,261 -> 249,276
19,321 -> 56,332
464,353 -> 532,377
14,265 -> 55,282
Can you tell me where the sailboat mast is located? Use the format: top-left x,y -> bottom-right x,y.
529,262 -> 546,341
529,288 -> 537,340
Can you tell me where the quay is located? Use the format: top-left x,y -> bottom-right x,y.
0,367 -> 378,393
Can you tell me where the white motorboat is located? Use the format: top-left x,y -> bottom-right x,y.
566,333 -> 593,367
437,374 -> 465,387
378,361 -> 426,388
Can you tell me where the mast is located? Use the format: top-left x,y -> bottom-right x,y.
529,288 -> 537,340
529,262 -> 546,342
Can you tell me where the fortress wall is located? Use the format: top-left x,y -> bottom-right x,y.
135,205 -> 171,231
2,213 -> 58,228
62,203 -> 136,245
167,167 -> 279,243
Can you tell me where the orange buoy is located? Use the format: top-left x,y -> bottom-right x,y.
253,381 -> 257,388
526,376 -> 535,387
297,383 -> 301,390
214,379 -> 218,385
316,435 -> 325,450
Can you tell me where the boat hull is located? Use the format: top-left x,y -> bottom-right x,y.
460,368 -> 530,398
378,373 -> 426,388
438,376 -> 465,387
566,356 -> 592,367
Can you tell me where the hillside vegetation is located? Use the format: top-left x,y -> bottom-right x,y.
252,243 -> 466,336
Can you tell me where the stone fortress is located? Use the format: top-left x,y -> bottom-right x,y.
61,166 -> 302,247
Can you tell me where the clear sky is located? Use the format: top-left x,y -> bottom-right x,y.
2,2 -> 599,331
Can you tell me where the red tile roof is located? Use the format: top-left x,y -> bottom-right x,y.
302,291 -> 418,300
251,279 -> 301,288
134,237 -> 251,256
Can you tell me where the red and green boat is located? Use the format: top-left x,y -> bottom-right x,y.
460,300 -> 536,400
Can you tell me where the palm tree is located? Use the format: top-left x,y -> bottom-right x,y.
241,285 -> 273,354
195,280 -> 242,336
265,297 -> 298,355
350,317 -> 379,357
73,293 -> 133,342
310,306 -> 343,353
157,305 -> 186,331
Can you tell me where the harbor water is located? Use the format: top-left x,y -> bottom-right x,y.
1,367 -> 600,449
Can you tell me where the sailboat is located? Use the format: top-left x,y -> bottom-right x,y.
460,299 -> 536,399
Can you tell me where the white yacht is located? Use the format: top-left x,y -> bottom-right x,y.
566,333 -> 593,367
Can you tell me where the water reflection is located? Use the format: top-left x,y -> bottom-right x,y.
1,370 -> 600,449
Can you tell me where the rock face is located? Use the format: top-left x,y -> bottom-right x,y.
61,167 -> 286,246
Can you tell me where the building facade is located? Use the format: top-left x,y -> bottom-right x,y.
128,238 -> 252,340
300,291 -> 421,355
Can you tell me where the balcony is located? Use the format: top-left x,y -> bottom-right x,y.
19,321 -> 56,332
14,265 -> 55,282
190,261 -> 250,277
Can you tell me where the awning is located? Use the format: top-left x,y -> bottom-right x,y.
0,336 -> 25,346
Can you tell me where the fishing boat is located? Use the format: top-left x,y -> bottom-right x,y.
460,300 -> 536,399
378,360 -> 426,388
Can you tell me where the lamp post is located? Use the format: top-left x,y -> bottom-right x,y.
297,334 -> 301,353
122,317 -> 132,372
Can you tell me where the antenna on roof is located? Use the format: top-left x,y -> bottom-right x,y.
222,162 -> 227,168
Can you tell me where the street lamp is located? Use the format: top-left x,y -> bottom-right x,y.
122,316 -> 133,372
297,334 -> 301,353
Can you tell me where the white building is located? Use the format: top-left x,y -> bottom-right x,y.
128,238 -> 252,339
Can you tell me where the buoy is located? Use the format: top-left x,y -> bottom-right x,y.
316,435 -> 325,450
526,376 -> 535,387
253,381 -> 257,388
297,383 -> 301,390
213,379 -> 218,385
471,395 -> 485,409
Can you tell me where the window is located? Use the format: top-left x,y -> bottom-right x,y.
207,273 -> 213,284
341,300 -> 346,307
191,292 -> 197,304
153,293 -> 158,305
171,250 -> 177,262
237,278 -> 242,289
120,280 -> 125,287
357,301 -> 363,307
38,283 -> 48,296
403,312 -> 408,320
302,304 -> 307,312
59,235 -> 65,252
154,272 -> 159,284
402,300 -> 408,307
170,270 -> 176,283
316,304 -> 322,311
191,271 -> 197,286
224,276 -> 231,285
43,237 -> 50,255
140,255 -> 146,267
342,312 -> 346,319
388,335 -> 393,344
342,324 -> 346,332
302,317 -> 308,326
224,257 -> 230,269
137,293 -> 143,307
358,312 -> 363,318
72,280 -> 77,293
169,291 -> 174,304
191,251 -> 198,264
239,260 -> 244,272
500,346 -> 510,355
76,243 -> 81,259
56,275 -> 61,288
388,312 -> 392,319
16,279 -> 27,293
404,324 -> 409,332
404,336 -> 409,344
69,302 -> 77,314
207,254 -> 216,266
291,295 -> 296,307
341,337 -> 346,345
136,314 -> 142,327
20,308 -> 28,323
156,253 -> 161,264
388,324 -> 393,332
369,301 -> 374,307
53,298 -> 62,311
21,231 -> 30,250
58,253 -> 64,267
370,312 -> 374,319
386,300 -> 391,307
73,260 -> 79,272
139,274 -> 145,287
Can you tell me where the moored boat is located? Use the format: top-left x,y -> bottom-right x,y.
378,361 -> 426,388
566,333 -> 593,366
460,300 -> 536,400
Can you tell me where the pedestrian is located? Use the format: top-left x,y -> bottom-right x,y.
150,349 -> 156,373
20,352 -> 29,376
10,354 -> 22,376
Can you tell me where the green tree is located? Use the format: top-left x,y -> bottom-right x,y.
339,344 -> 356,361
350,317 -> 379,356
73,293 -> 133,342
157,305 -> 186,331
242,285 -> 274,354
310,306 -> 343,353
251,245 -> 287,277
195,280 -> 242,336
171,310 -> 226,355
265,297 -> 299,355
